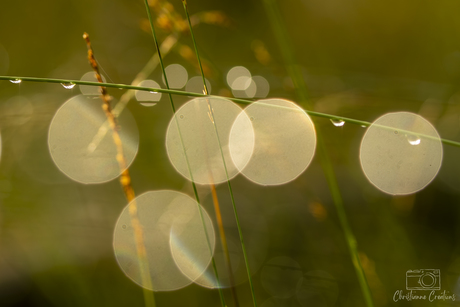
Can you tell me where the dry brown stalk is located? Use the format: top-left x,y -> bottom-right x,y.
209,182 -> 240,306
83,32 -> 155,305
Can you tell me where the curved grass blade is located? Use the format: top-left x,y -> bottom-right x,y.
261,0 -> 375,306
141,1 -> 226,306
0,76 -> 459,148
181,1 -> 258,306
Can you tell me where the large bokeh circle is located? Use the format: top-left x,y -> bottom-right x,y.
360,112 -> 443,195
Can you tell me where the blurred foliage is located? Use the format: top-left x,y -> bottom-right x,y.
0,0 -> 460,306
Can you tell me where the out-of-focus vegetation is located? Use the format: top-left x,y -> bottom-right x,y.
1,0 -> 460,306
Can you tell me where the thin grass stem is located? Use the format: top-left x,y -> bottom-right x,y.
181,0 -> 208,96
317,132 -> 374,307
142,1 -> 226,305
181,1 -> 258,306
209,182 -> 241,307
183,4 -> 242,301
0,76 -> 458,148
261,0 -> 375,306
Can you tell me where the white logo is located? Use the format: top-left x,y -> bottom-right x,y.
406,269 -> 440,291
393,269 -> 456,303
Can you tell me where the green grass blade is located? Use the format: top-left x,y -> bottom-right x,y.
261,0 -> 375,306
317,133 -> 375,307
1,76 -> 458,148
141,1 -> 226,305
181,0 -> 208,95
181,2 -> 259,306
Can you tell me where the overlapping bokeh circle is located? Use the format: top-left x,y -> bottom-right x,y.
48,95 -> 139,184
166,98 -> 317,186
360,112 -> 443,195
113,190 -> 215,291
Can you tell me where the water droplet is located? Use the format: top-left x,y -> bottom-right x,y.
135,80 -> 162,103
360,112 -> 442,195
180,114 -> 184,119
406,134 -> 421,146
140,102 -> 157,107
122,224 -> 127,229
250,117 -> 254,121
330,119 -> 345,127
61,83 -> 75,89
361,125 -> 367,128
9,79 -> 21,84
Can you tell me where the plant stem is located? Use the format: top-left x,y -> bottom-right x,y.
142,1 -> 227,306
209,182 -> 240,307
182,1 -> 258,306
317,132 -> 374,307
112,34 -> 178,115
181,0 -> 208,96
182,4 -> 241,304
83,32 -> 156,307
89,34 -> 178,159
261,0 -> 375,306
0,75 -> 458,148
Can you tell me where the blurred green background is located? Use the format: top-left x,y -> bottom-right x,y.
1,0 -> 460,306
